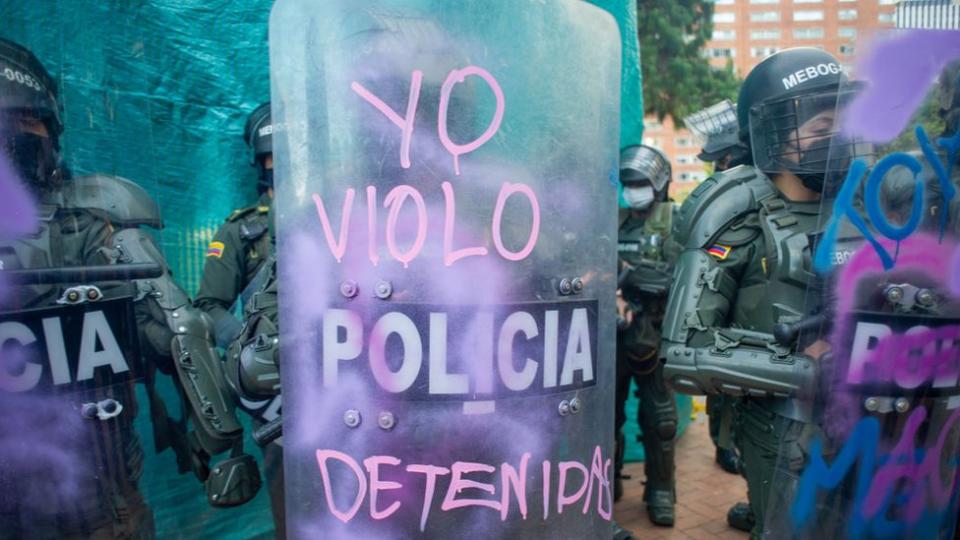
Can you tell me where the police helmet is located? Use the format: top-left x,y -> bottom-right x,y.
737,48 -> 872,192
620,145 -> 671,194
243,102 -> 272,165
0,38 -> 62,136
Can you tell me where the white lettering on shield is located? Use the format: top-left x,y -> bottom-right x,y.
321,307 -> 595,396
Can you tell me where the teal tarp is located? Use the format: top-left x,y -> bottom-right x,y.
0,1 -> 646,537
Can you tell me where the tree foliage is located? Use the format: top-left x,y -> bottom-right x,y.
637,0 -> 741,126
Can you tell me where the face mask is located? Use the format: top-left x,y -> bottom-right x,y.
1,132 -> 57,192
794,136 -> 852,193
623,185 -> 655,210
258,166 -> 274,194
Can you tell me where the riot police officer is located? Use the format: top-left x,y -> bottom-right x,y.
660,48 -> 870,539
0,38 -> 254,538
195,102 -> 273,349
615,144 -> 677,527
684,100 -> 748,477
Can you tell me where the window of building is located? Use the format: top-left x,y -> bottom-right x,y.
838,9 -> 858,20
878,0 -> 897,4
713,29 -> 736,40
793,27 -> 824,39
675,137 -> 693,148
705,48 -> 736,58
713,0 -> 736,4
838,27 -> 856,38
750,46 -> 780,58
751,11 -> 781,22
751,29 -> 781,40
793,0 -> 822,3
878,12 -> 895,23
750,0 -> 778,4
839,44 -> 855,56
794,10 -> 824,21
714,12 -> 736,23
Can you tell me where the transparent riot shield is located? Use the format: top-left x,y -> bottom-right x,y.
269,1 -> 621,537
766,29 -> 960,539
0,10 -> 277,539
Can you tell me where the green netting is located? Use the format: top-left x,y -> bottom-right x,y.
0,1 -> 646,536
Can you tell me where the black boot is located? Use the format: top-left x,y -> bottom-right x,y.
614,431 -> 626,502
715,447 -> 740,475
645,489 -> 675,527
612,521 -> 635,540
727,501 -> 755,532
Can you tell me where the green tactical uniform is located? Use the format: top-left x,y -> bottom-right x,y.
194,192 -> 272,348
615,202 -> 677,519
660,165 -> 862,539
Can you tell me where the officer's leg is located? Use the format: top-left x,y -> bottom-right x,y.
262,441 -> 286,539
635,362 -> 677,527
709,394 -> 740,474
735,399 -> 792,540
614,348 -> 632,502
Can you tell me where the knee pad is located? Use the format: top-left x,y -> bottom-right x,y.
656,418 -> 677,441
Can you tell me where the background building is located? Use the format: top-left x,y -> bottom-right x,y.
896,0 -> 960,29
655,0 -> 898,199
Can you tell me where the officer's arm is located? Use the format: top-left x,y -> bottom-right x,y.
224,258 -> 280,400
194,223 -> 244,347
105,225 -> 245,457
659,235 -> 816,399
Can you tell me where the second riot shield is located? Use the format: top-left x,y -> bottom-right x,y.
269,0 -> 621,537
768,29 -> 960,540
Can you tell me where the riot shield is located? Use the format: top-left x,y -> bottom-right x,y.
766,29 -> 960,539
269,1 -> 621,537
0,17 -> 274,538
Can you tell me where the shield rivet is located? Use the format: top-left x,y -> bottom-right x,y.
343,409 -> 362,428
894,398 -> 910,414
340,281 -> 359,298
375,280 -> 393,300
378,411 -> 396,430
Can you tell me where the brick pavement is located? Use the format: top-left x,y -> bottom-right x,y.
614,408 -> 749,539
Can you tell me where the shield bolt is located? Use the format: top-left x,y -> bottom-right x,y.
558,278 -> 573,295
572,277 -> 584,294
340,281 -> 358,298
894,398 -> 911,414
81,402 -> 99,419
375,280 -> 393,300
558,400 -> 571,416
917,289 -> 935,306
864,397 -> 879,412
67,290 -> 80,303
86,288 -> 100,301
885,285 -> 904,304
378,411 -> 396,431
569,397 -> 583,414
343,409 -> 362,428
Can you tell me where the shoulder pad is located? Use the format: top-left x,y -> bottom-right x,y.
227,206 -> 257,223
64,174 -> 162,229
673,165 -> 776,250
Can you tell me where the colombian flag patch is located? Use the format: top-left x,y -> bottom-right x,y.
707,244 -> 732,260
206,241 -> 225,258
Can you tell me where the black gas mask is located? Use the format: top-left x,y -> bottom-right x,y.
256,157 -> 273,195
1,127 -> 59,193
